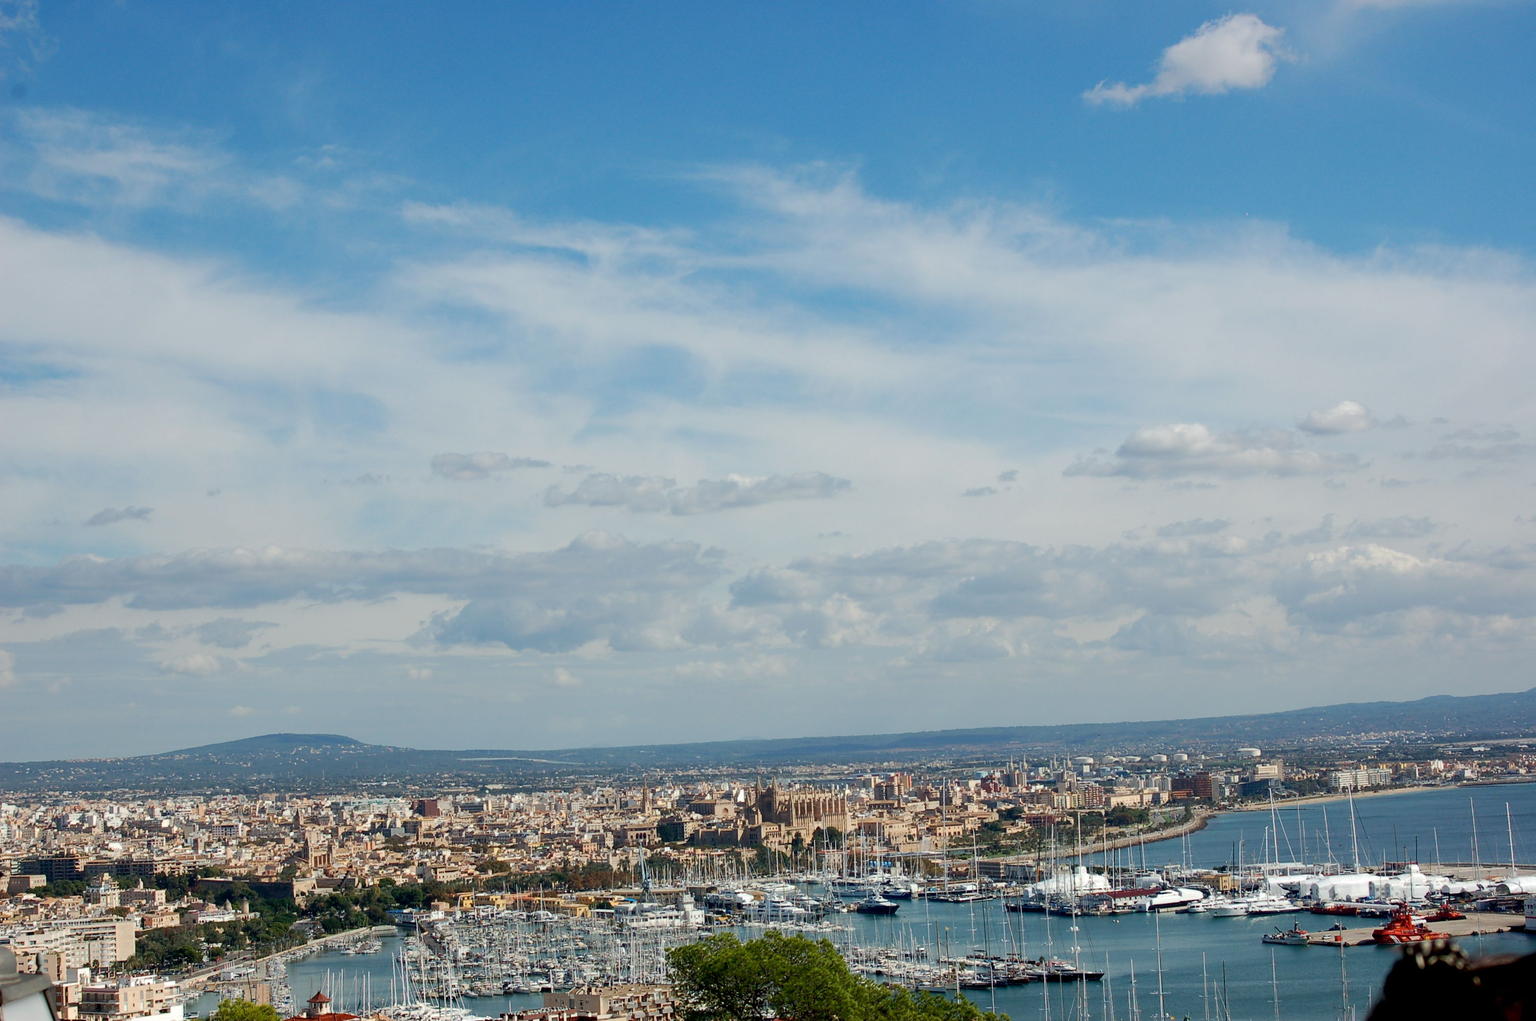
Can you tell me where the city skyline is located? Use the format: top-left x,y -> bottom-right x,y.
1,1 -> 1534,759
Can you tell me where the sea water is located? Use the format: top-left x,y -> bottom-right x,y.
1097,781 -> 1536,871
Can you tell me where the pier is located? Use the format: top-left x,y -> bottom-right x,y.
1284,912 -> 1530,947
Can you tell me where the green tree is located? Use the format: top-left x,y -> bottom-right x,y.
211,1001 -> 281,1021
1104,806 -> 1149,828
669,934 -> 780,1021
667,932 -> 1007,1021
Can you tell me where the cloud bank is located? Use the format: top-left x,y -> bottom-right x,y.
1065,424 -> 1360,479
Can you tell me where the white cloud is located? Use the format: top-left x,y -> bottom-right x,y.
0,648 -> 14,688
1275,544 -> 1536,631
0,534 -> 725,611
1424,435 -> 1535,461
0,1 -> 49,81
552,667 -> 582,688
402,200 -> 690,266
194,618 -> 274,649
1,108 -> 386,213
544,474 -> 675,513
406,666 -> 433,681
228,704 -> 255,717
1299,400 -> 1376,434
1108,614 -> 1200,656
430,452 -> 552,481
1341,515 -> 1438,540
911,620 -> 1023,663
672,654 -> 790,681
160,652 -> 222,676
8,108 -> 231,208
84,506 -> 153,527
544,472 -> 851,515
1085,14 -> 1289,108
1065,423 -> 1360,479
670,473 -> 851,515
1156,518 -> 1231,538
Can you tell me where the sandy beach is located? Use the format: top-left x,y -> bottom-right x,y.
1227,783 -> 1445,812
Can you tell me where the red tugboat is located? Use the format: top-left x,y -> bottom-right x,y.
1424,905 -> 1466,923
1372,904 -> 1452,945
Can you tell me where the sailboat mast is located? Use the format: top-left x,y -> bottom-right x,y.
1202,952 -> 1211,1021
1271,952 -> 1281,1021
1348,786 -> 1361,872
1470,798 -> 1482,880
1507,802 -> 1517,878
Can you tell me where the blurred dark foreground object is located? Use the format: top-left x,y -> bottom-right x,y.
1368,940 -> 1536,1020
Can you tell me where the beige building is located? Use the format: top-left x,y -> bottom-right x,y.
1,921 -> 133,972
79,977 -> 181,1021
54,920 -> 137,966
83,876 -> 121,909
506,984 -> 674,1021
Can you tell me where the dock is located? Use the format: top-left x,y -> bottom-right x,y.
1287,912 -> 1530,948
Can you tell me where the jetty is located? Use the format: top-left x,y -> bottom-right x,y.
1294,911 -> 1527,948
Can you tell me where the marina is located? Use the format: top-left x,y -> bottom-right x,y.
229,890 -> 1533,1020
178,784 -> 1536,1021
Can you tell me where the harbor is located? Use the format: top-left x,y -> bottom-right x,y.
189,783 -> 1536,1021
238,884 -> 1534,1021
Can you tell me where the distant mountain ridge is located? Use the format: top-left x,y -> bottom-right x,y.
5,686 -> 1536,794
165,733 -> 368,756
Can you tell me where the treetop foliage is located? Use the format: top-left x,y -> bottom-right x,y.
666,931 -> 1008,1021
211,1000 -> 282,1021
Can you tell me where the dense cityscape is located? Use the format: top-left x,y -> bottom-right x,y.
6,725 -> 1536,1021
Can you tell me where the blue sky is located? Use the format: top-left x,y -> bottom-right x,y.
1,0 -> 1534,759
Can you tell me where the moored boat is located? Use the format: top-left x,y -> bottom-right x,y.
1372,905 -> 1452,945
1261,922 -> 1311,946
1425,905 -> 1465,922
855,891 -> 900,915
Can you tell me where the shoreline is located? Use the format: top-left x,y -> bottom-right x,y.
1225,783 -> 1445,812
1042,810 -> 1213,860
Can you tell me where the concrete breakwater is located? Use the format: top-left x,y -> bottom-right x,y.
1040,810 -> 1212,861
182,924 -> 397,988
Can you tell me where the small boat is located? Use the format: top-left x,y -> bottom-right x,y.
1246,893 -> 1304,915
855,892 -> 900,915
1028,958 -> 1105,982
1425,905 -> 1466,922
1261,922 -> 1310,946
